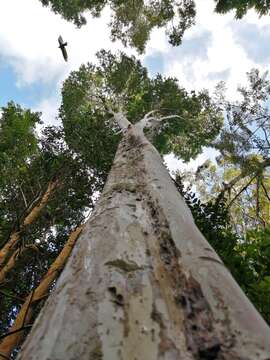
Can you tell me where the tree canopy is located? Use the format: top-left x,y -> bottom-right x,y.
60,49 -> 222,171
214,0 -> 270,18
40,0 -> 196,52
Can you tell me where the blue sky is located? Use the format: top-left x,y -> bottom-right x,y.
0,61 -> 58,109
0,0 -> 270,169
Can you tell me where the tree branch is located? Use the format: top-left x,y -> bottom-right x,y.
0,351 -> 10,359
262,127 -> 270,148
137,112 -> 182,133
227,175 -> 257,209
0,226 -> 84,358
0,325 -> 33,341
261,181 -> 270,202
218,158 -> 270,200
19,185 -> 28,209
112,112 -> 131,131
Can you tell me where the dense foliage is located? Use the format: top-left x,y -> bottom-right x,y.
0,103 -> 103,343
40,0 -> 196,52
61,50 -> 222,170
215,0 -> 270,18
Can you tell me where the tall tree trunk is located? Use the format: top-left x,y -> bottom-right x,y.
0,180 -> 58,273
0,225 -> 83,359
17,125 -> 270,360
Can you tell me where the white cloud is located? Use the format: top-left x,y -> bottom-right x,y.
0,1 -> 123,86
1,0 -> 268,99
0,0 -> 129,123
152,0 -> 270,101
1,0 -> 269,171
35,97 -> 61,127
1,0 -> 269,97
164,147 -> 220,174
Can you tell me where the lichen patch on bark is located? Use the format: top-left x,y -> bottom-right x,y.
105,259 -> 143,273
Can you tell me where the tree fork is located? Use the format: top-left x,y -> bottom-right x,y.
0,180 -> 58,269
17,124 -> 270,360
0,225 -> 84,359
0,245 -> 39,285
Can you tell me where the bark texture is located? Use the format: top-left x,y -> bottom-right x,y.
0,225 -> 83,359
17,125 -> 270,360
0,180 -> 58,278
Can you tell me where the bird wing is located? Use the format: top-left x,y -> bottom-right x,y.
58,35 -> 63,46
61,46 -> 68,62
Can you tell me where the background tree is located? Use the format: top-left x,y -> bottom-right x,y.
173,69 -> 270,326
181,157 -> 270,233
40,0 -> 196,52
179,70 -> 270,231
0,105 -> 103,357
174,174 -> 270,324
16,50 -> 270,360
0,225 -> 84,359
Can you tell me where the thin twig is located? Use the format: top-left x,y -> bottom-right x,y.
22,289 -> 35,328
256,176 -> 260,218
262,127 -> 270,148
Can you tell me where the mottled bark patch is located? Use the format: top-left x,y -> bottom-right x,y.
89,343 -> 103,360
105,259 -> 143,273
145,194 -> 246,360
151,303 -> 180,357
104,128 -> 255,359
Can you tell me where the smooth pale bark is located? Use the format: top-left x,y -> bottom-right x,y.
18,123 -> 270,360
0,225 -> 84,359
0,180 -> 58,273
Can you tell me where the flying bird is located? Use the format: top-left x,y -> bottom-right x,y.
58,35 -> 68,62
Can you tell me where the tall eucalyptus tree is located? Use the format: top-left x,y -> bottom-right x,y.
17,52 -> 270,360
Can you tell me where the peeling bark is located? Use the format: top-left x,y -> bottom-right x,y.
0,180 -> 58,273
17,124 -> 270,360
0,225 -> 83,358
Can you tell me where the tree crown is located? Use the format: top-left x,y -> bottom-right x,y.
40,0 -> 196,52
60,50 -> 223,173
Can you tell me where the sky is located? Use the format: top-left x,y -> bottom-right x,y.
0,0 -> 270,172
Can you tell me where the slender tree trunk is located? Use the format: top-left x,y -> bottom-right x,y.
0,180 -> 58,272
0,225 -> 83,359
17,124 -> 270,360
0,245 -> 39,285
